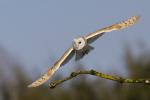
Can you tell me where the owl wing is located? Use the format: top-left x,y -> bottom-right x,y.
28,47 -> 75,88
84,16 -> 140,43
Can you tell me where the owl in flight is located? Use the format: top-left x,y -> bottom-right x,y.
28,16 -> 140,87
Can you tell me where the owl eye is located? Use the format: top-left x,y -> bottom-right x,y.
78,41 -> 81,44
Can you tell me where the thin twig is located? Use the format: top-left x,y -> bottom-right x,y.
49,69 -> 150,88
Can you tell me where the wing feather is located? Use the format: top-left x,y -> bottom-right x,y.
28,47 -> 74,88
85,16 -> 140,43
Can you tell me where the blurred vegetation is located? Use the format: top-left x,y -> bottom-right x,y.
0,46 -> 150,100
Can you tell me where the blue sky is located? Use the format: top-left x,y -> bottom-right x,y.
0,0 -> 150,77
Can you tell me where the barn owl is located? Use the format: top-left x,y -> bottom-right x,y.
28,16 -> 140,87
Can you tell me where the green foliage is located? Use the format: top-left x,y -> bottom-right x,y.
0,47 -> 150,100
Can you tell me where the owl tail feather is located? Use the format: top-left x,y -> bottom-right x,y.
75,45 -> 94,61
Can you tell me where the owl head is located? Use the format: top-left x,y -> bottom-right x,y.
73,37 -> 87,50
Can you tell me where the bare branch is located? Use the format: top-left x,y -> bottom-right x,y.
49,69 -> 150,88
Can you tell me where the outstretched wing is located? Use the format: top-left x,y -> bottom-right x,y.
28,47 -> 75,88
85,16 -> 140,43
